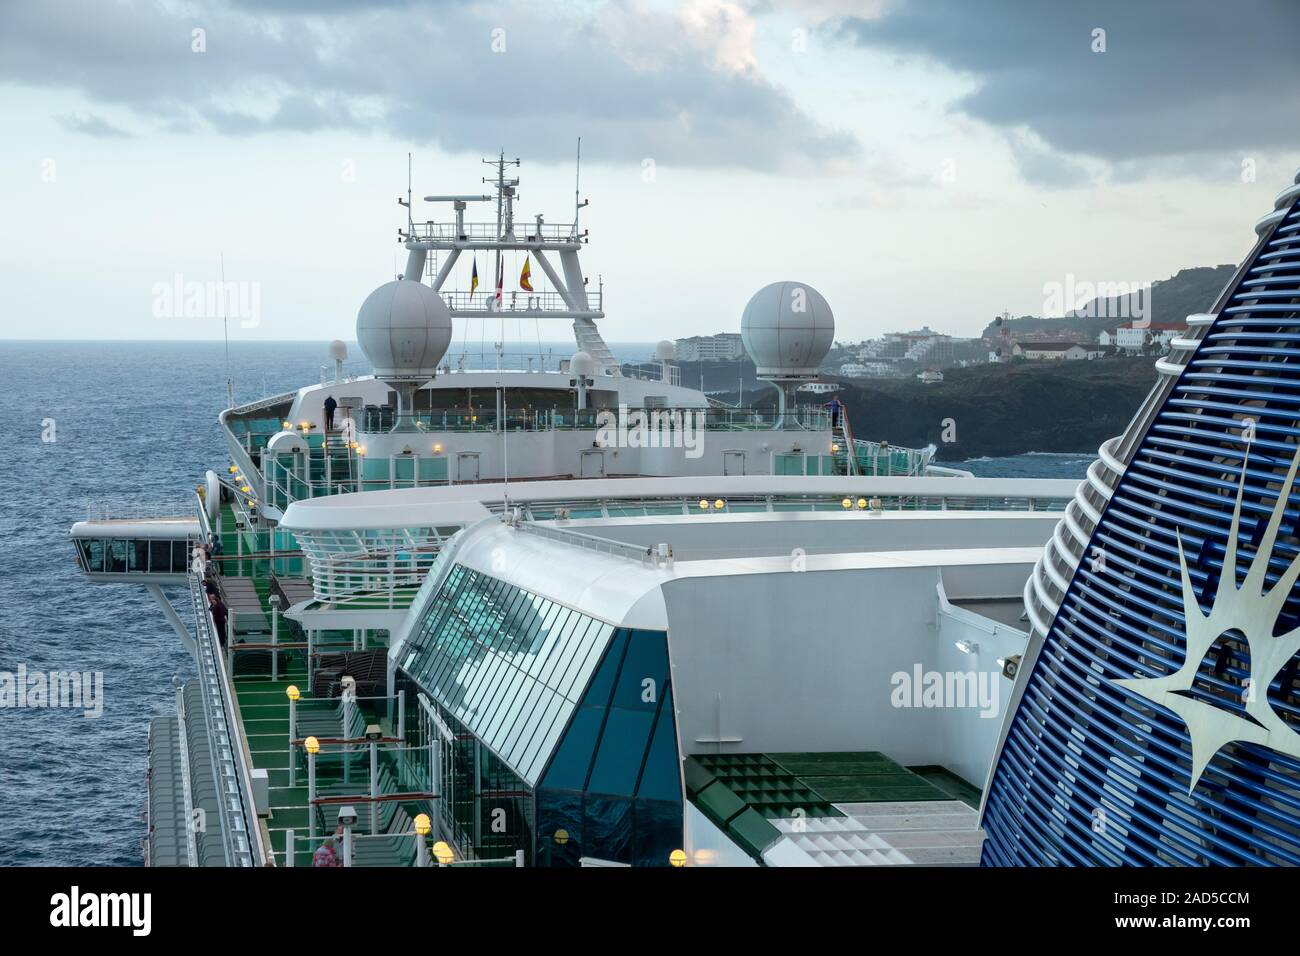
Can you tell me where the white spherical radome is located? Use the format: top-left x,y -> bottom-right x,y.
571,350 -> 595,376
328,339 -> 349,363
740,280 -> 834,378
355,279 -> 453,379
655,339 -> 675,362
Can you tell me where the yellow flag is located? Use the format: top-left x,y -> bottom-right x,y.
520,255 -> 534,292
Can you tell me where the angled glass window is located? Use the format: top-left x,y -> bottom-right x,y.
400,565 -> 616,786
535,627 -> 684,865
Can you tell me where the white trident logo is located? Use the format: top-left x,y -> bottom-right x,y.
1115,445 -> 1300,794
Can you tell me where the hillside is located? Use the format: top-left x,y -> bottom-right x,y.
832,357 -> 1156,460
979,265 -> 1235,339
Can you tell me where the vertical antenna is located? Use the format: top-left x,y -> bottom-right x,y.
574,137 -> 582,236
220,253 -> 233,409
499,339 -> 509,513
406,152 -> 413,235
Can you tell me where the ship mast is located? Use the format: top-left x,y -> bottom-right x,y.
397,150 -> 620,375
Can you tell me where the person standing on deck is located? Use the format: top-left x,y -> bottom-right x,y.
323,395 -> 338,432
208,591 -> 229,647
313,838 -> 343,867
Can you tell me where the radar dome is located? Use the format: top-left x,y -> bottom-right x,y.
655,340 -> 675,362
328,339 -> 349,362
740,281 -> 834,379
571,350 -> 595,376
355,279 -> 452,380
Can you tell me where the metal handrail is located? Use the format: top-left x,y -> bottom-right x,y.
359,405 -> 832,434
173,681 -> 200,868
409,221 -> 576,242
187,571 -> 268,866
514,520 -> 667,566
84,499 -> 197,521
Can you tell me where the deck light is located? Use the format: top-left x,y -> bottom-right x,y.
241,485 -> 252,494
955,640 -> 980,655
831,443 -> 840,454
669,849 -> 687,868
857,498 -> 867,510
299,421 -> 311,430
841,498 -> 852,510
304,735 -> 320,755
357,445 -> 367,456
433,443 -> 443,454
554,828 -> 570,846
414,813 -> 431,837
698,499 -> 709,510
286,685 -> 300,701
432,841 -> 454,865
228,466 -> 238,474
713,499 -> 725,510
282,421 -> 293,430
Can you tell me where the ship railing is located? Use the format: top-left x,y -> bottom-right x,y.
440,351 -> 561,373
513,519 -> 671,567
283,825 -> 519,868
847,438 -> 934,477
319,363 -> 368,386
516,490 -> 1073,521
294,528 -> 458,606
172,680 -> 201,868
408,220 -> 577,243
219,408 -> 266,504
438,289 -> 602,315
359,405 -> 831,434
84,499 -> 197,521
186,570 -> 269,867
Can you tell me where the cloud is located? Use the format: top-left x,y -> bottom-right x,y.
57,111 -> 132,138
833,0 -> 1300,179
0,0 -> 856,172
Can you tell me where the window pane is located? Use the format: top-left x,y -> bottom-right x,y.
636,687 -> 681,802
149,540 -> 171,573
540,706 -> 604,791
586,708 -> 654,797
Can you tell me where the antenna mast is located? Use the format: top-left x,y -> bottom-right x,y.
574,137 -> 582,235
220,253 -> 233,409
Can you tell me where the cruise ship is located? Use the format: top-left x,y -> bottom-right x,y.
67,156 -> 1300,868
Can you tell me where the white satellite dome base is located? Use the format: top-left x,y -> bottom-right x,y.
388,379 -> 429,433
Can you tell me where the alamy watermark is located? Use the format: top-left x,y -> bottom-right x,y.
594,404 -> 705,459
0,664 -> 103,718
890,664 -> 1000,718
152,273 -> 261,328
1042,274 -> 1151,327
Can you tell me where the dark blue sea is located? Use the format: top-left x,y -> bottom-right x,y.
0,341 -> 1089,865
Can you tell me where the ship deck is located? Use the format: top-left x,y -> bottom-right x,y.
213,506 -> 434,867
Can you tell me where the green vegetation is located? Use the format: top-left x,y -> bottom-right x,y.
836,356 -> 1156,460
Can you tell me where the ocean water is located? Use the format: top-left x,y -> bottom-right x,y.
955,452 -> 1092,480
0,340 -> 1087,866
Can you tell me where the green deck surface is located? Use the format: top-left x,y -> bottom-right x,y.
216,536 -> 428,867
685,751 -> 961,863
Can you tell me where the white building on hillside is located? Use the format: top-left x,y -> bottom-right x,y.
1012,341 -> 1089,361
675,333 -> 746,362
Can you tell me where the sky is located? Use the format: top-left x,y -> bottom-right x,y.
2,0 -> 1299,345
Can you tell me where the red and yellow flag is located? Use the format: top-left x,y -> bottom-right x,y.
519,255 -> 534,292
